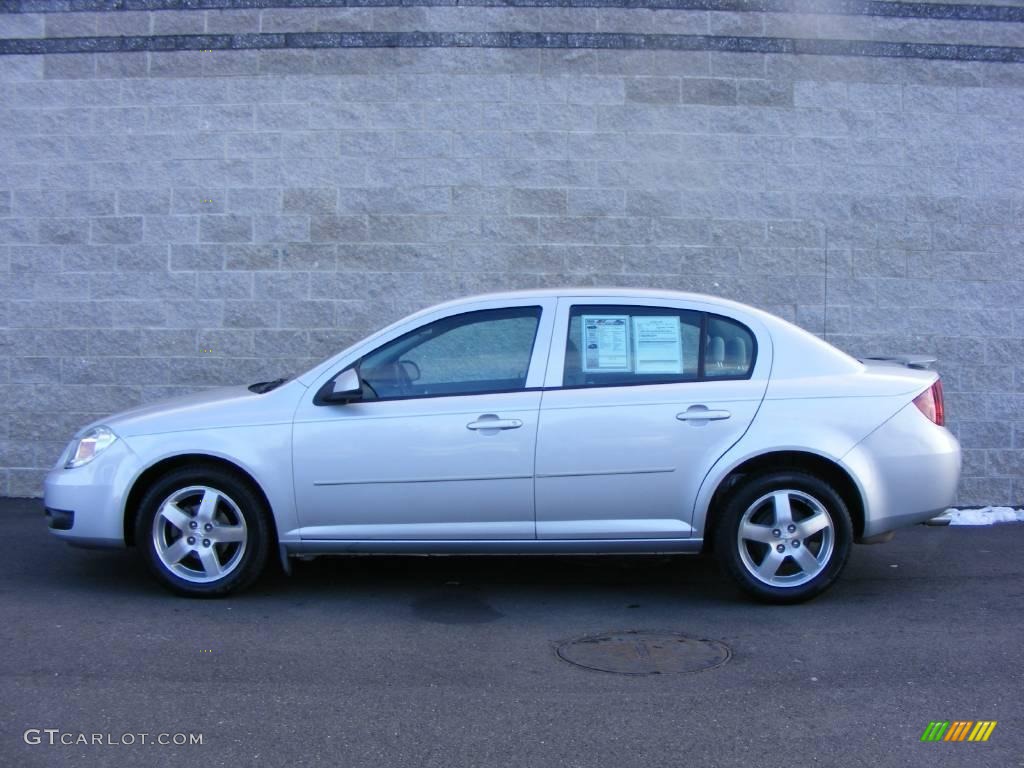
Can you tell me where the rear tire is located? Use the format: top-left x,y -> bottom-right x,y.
135,466 -> 270,597
714,471 -> 852,604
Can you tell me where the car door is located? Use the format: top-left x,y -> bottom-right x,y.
534,297 -> 770,539
291,299 -> 555,540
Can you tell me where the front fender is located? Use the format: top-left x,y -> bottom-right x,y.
122,423 -> 299,544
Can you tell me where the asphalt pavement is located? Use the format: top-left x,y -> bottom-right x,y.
1,496 -> 1021,768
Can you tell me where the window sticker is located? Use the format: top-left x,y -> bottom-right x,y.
632,316 -> 683,374
581,315 -> 631,372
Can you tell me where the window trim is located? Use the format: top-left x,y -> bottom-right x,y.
697,311 -> 708,380
558,304 -> 758,390
314,305 -> 545,406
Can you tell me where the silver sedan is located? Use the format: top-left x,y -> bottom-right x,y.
45,289 -> 961,603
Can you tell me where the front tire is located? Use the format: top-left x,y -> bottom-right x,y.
135,467 -> 270,597
715,471 -> 852,604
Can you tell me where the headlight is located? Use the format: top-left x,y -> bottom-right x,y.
65,427 -> 118,469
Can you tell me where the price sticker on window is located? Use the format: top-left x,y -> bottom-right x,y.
632,316 -> 683,374
581,315 -> 631,372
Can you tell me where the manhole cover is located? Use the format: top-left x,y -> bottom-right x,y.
557,630 -> 731,675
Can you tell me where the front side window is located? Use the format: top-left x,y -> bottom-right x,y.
563,305 -> 755,387
358,306 -> 542,399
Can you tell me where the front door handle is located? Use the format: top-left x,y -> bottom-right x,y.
467,416 -> 523,431
677,407 -> 731,422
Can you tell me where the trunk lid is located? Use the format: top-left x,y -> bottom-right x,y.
857,357 -> 939,397
861,355 -> 937,371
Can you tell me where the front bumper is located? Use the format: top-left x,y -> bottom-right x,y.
43,438 -> 140,549
842,401 -> 962,539
44,507 -> 74,531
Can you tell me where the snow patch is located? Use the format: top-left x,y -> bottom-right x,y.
935,507 -> 1024,526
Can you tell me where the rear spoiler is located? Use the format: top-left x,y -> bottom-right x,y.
861,355 -> 937,370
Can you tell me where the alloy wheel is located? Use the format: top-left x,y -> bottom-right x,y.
736,489 -> 835,588
151,485 -> 248,584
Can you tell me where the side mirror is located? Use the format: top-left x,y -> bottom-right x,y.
326,368 -> 363,403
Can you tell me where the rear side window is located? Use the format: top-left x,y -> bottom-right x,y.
564,306 -> 702,387
563,305 -> 755,387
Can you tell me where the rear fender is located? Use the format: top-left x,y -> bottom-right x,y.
691,394 -> 908,536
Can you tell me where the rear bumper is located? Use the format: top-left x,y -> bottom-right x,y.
842,402 -> 961,539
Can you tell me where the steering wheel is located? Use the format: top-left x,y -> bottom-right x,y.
360,360 -> 414,397
399,359 -> 420,383
394,360 -> 414,394
358,370 -> 378,400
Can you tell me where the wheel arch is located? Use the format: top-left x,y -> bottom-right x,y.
123,453 -> 278,549
701,450 -> 865,554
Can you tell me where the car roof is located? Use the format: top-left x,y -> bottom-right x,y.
427,288 -> 763,316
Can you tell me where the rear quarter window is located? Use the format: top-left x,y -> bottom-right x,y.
705,314 -> 756,378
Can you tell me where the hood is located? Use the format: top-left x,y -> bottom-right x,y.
86,381 -> 306,439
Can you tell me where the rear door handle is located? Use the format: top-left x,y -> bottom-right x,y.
467,416 -> 523,431
677,408 -> 731,422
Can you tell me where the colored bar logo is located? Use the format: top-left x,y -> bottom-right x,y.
921,721 -> 996,742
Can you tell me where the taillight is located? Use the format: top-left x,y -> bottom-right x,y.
913,378 -> 945,426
